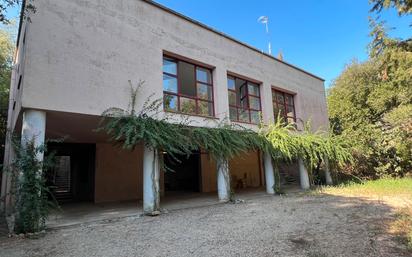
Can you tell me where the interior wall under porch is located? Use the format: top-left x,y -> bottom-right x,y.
198,150 -> 263,193
229,151 -> 263,190
94,143 -> 143,203
93,146 -> 264,203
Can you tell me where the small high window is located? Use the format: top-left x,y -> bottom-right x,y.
163,56 -> 214,117
272,89 -> 296,124
227,75 -> 261,124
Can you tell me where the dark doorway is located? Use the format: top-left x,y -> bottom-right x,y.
46,143 -> 95,203
164,152 -> 200,192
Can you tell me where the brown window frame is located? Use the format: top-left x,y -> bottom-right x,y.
227,75 -> 262,124
272,88 -> 296,124
163,56 -> 215,117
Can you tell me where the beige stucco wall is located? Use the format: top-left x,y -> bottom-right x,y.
94,143 -> 143,203
19,0 -> 328,131
200,153 -> 217,193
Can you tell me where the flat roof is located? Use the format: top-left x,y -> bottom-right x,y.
143,0 -> 325,82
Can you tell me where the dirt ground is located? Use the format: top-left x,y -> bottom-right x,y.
0,193 -> 410,257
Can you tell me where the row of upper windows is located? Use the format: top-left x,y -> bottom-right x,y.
162,55 -> 296,125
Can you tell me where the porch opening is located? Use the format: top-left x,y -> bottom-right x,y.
46,143 -> 95,204
163,151 -> 201,194
278,161 -> 301,190
229,151 -> 264,191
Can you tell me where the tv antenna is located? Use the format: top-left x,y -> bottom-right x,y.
258,16 -> 272,55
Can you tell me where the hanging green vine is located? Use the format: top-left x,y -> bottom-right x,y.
98,80 -> 353,189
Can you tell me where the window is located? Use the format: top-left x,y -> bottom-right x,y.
17,75 -> 22,90
163,56 -> 214,117
227,75 -> 261,124
272,89 -> 296,124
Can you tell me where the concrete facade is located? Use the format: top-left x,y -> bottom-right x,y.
19,0 -> 327,129
2,0 -> 328,211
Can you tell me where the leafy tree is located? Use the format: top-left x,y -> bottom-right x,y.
327,1 -> 412,178
0,24 -> 14,164
328,37 -> 412,178
370,0 -> 412,16
0,0 -> 35,24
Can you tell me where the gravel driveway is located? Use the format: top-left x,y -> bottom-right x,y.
0,193 -> 409,257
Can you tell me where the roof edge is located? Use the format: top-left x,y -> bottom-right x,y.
142,0 -> 325,82
15,0 -> 26,51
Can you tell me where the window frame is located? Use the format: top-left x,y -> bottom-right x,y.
227,75 -> 262,124
163,56 -> 215,117
271,88 -> 296,124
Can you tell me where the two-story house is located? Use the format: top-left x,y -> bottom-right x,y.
1,0 -> 329,214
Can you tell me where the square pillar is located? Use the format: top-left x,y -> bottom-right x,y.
298,158 -> 310,190
324,157 -> 333,185
1,110 -> 46,230
217,158 -> 230,202
263,152 -> 275,194
143,145 -> 160,215
21,110 -> 47,159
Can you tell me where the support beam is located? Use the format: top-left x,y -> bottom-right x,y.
324,157 -> 333,185
263,152 -> 275,194
143,145 -> 160,215
298,158 -> 310,190
217,158 -> 230,202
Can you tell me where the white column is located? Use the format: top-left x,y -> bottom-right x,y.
217,158 -> 230,202
298,158 -> 310,190
143,145 -> 160,215
263,152 -> 275,194
324,157 -> 333,185
21,110 -> 46,160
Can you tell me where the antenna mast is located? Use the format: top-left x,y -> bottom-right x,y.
258,16 -> 272,55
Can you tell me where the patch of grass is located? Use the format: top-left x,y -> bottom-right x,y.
316,178 -> 412,199
316,178 -> 412,252
391,206 -> 412,251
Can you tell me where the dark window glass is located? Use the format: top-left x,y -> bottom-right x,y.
197,83 -> 212,100
163,58 -> 177,75
163,56 -> 214,117
272,89 -> 296,124
180,97 -> 196,115
163,74 -> 177,93
227,76 -> 262,124
227,77 -> 235,90
178,61 -> 196,97
198,101 -> 213,116
248,82 -> 260,96
196,67 -> 211,84
164,94 -> 178,112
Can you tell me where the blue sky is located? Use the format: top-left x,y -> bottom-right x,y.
154,0 -> 411,87
4,1 -> 411,87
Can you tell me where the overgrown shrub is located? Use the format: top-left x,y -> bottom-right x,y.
12,138 -> 56,233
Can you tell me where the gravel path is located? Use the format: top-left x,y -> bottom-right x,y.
0,194 -> 409,257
